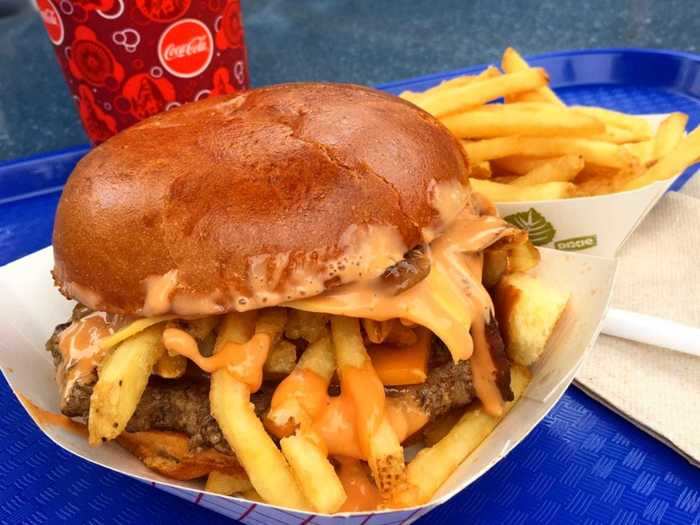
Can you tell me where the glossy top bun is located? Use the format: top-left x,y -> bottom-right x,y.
53,83 -> 472,315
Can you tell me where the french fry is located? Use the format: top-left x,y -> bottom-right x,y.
187,316 -> 219,340
482,249 -> 509,288
255,307 -> 288,340
210,370 -> 309,508
88,324 -> 165,444
362,318 -> 392,344
574,162 -> 618,182
422,408 -> 463,447
593,125 -> 650,144
224,308 -> 286,391
400,78 -> 473,104
241,489 -> 264,502
263,339 -> 298,378
153,352 -> 187,379
415,69 -> 548,118
210,311 -> 309,509
624,140 -> 655,166
337,458 -> 381,512
511,155 -> 584,186
280,433 -> 347,513
297,333 -> 337,380
653,112 -> 687,161
501,47 -> 563,106
398,90 -> 423,104
98,315 -> 175,350
473,65 -> 502,82
625,126 -> 700,190
441,106 -> 603,139
205,469 -> 253,496
405,47 -> 700,199
265,327 -> 344,512
479,101 -> 559,112
399,67 -> 500,104
332,317 -> 368,369
576,162 -> 642,196
285,310 -> 329,343
491,155 -> 555,176
266,334 -> 335,436
471,178 -> 574,202
507,240 -> 541,273
383,320 -> 418,346
571,106 -> 652,137
396,365 -> 531,506
217,310 -> 256,344
331,316 -> 406,500
464,136 -> 637,169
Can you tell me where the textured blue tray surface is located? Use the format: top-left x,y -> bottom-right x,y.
1,50 -> 699,524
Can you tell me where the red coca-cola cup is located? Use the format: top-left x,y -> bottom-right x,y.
35,0 -> 249,143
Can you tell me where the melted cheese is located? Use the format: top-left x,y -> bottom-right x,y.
311,395 -> 428,460
99,314 -> 176,350
19,394 -> 87,437
143,270 -> 179,316
336,457 -> 381,512
84,206 -> 519,416
57,312 -> 116,402
162,327 -> 271,391
288,211 -> 518,414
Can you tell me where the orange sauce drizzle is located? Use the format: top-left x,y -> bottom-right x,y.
143,270 -> 178,316
312,395 -> 428,460
265,368 -> 330,438
313,396 -> 364,459
336,456 -> 381,512
18,393 -> 87,437
469,313 -> 504,416
57,313 -> 114,394
340,362 -> 386,458
288,210 -> 517,416
385,398 -> 429,442
162,327 -> 271,391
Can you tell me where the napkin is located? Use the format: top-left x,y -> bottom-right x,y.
575,175 -> 700,465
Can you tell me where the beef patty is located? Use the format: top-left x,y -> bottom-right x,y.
48,311 -> 510,454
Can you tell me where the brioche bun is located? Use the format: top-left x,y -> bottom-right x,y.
53,83 -> 471,315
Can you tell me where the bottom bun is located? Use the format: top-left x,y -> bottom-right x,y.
117,430 -> 242,481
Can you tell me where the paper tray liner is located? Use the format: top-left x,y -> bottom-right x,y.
0,246 -> 615,521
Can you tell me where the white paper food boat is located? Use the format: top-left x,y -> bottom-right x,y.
496,114 -> 686,257
0,246 -> 616,524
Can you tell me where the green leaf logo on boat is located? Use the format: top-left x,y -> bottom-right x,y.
504,208 -> 556,245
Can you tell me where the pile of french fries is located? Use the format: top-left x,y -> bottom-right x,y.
84,281 -> 567,514
401,48 -> 700,202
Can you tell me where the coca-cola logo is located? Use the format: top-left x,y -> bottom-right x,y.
36,0 -> 63,45
158,19 -> 213,78
164,35 -> 208,60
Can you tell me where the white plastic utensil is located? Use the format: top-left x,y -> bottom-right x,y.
601,307 -> 700,357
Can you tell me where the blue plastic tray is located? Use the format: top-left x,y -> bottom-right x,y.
1,49 -> 699,525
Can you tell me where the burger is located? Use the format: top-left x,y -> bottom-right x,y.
47,83 -> 568,513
